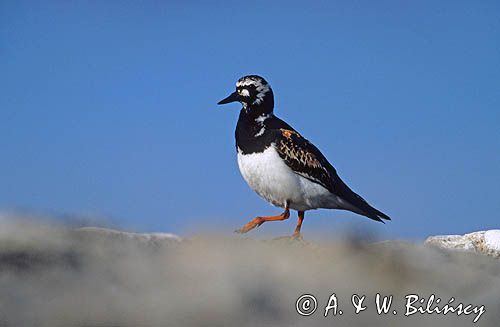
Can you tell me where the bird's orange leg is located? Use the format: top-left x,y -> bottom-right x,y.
292,211 -> 305,239
236,208 -> 290,234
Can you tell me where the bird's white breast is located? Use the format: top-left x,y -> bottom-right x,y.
237,145 -> 337,211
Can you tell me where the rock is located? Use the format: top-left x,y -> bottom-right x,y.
425,230 -> 500,258
2,217 -> 500,326
75,226 -> 182,246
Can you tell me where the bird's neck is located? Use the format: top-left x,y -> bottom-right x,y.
241,101 -> 274,119
237,104 -> 273,130
236,107 -> 275,153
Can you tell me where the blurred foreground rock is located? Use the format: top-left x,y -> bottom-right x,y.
0,217 -> 499,327
425,230 -> 500,258
77,226 -> 182,246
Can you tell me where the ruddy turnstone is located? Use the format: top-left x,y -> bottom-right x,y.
218,75 -> 390,238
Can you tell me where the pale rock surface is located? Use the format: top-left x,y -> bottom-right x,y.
2,215 -> 500,326
76,226 -> 182,245
425,230 -> 500,258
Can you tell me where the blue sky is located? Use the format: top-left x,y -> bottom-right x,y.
1,0 -> 499,239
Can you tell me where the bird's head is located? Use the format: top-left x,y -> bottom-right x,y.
217,75 -> 274,114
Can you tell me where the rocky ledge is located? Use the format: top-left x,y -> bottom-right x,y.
425,230 -> 500,258
76,226 -> 182,245
1,217 -> 500,327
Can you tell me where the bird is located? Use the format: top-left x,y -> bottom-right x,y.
217,75 -> 390,238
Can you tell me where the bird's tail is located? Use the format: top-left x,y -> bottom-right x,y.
347,193 -> 391,223
336,180 -> 391,223
362,202 -> 391,223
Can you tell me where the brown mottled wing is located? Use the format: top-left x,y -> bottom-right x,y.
276,129 -> 337,193
275,128 -> 391,222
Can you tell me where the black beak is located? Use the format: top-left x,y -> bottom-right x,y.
217,91 -> 240,105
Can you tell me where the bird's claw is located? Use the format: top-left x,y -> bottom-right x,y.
234,225 -> 256,234
234,218 -> 263,234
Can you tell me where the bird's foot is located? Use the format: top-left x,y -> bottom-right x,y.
235,210 -> 291,234
271,234 -> 306,244
234,217 -> 264,234
273,233 -> 302,241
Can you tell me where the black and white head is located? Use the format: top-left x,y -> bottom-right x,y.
217,75 -> 274,114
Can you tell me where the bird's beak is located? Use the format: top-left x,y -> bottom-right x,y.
217,91 -> 240,105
